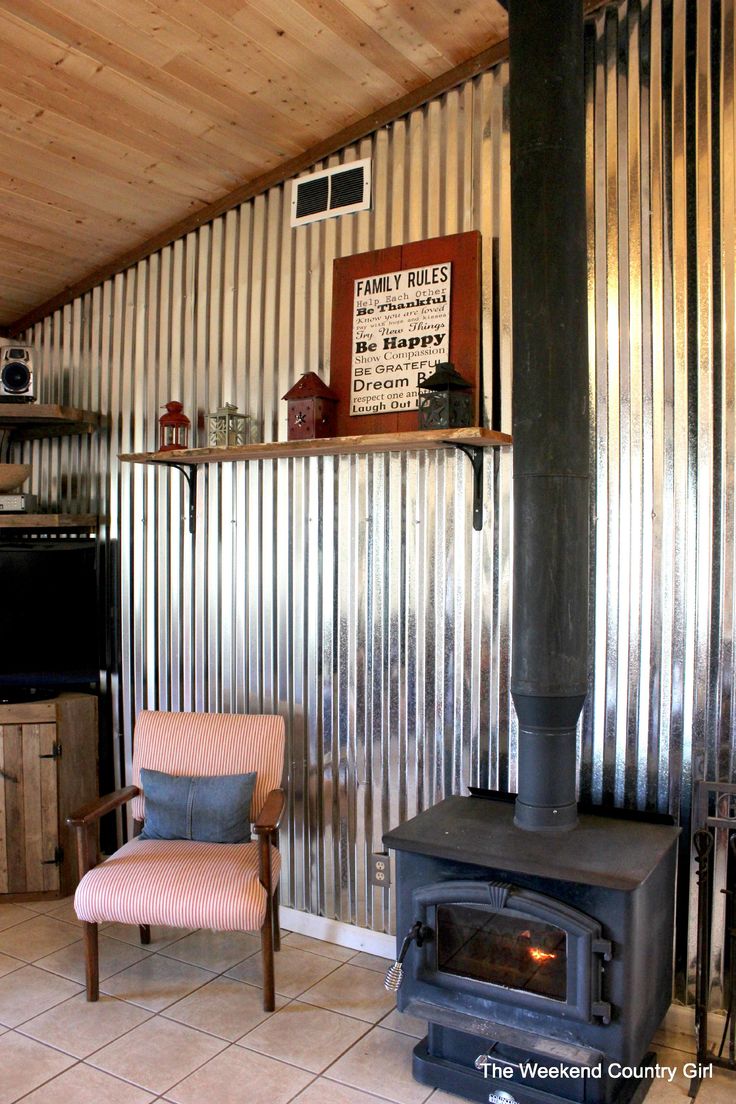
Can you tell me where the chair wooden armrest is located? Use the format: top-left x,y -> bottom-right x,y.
67,786 -> 140,828
67,786 -> 140,882
253,788 -> 285,835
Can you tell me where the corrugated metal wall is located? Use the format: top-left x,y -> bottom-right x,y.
18,0 -> 735,1002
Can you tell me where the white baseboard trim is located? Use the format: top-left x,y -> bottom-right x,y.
280,908 -> 395,959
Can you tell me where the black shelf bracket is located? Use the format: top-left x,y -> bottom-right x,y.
447,443 -> 485,531
166,463 -> 198,534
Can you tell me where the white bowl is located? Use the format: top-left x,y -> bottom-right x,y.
0,463 -> 32,493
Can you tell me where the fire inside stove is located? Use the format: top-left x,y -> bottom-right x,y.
436,903 -> 567,1001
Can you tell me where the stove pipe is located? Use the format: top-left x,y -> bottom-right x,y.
509,0 -> 589,831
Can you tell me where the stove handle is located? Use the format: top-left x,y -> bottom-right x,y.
384,921 -> 433,992
592,938 -> 613,1023
475,1042 -> 523,1072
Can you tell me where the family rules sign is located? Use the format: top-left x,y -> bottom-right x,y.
329,232 -> 481,437
350,263 -> 451,416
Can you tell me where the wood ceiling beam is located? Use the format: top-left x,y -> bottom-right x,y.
6,0 -> 607,337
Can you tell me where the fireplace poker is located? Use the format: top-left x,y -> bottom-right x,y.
716,832 -> 736,1064
689,828 -> 714,1100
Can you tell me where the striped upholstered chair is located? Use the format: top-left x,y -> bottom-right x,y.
68,711 -> 285,1011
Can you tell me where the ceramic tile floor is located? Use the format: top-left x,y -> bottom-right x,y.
0,897 -> 733,1104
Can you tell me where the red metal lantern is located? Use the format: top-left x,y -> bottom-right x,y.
158,400 -> 190,452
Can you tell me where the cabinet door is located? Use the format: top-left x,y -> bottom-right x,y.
0,723 -> 59,893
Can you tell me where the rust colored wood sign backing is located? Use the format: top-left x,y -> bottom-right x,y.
329,231 -> 481,437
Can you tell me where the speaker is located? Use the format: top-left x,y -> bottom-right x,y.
0,346 -> 35,402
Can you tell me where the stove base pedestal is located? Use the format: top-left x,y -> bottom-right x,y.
412,1036 -> 656,1104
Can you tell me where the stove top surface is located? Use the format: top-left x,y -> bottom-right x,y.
384,796 -> 680,890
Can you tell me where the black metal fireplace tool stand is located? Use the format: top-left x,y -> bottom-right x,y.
689,781 -> 736,1099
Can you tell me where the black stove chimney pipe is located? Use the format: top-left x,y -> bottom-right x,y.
509,0 -> 589,831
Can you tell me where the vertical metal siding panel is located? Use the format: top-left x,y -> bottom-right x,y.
234,206 -> 252,721
219,209 -> 238,713
247,199 -> 266,722
372,127 -> 390,253
671,0 -> 692,828
695,1 -> 717,783
320,453 -> 337,922
153,250 -> 171,710
139,257 -> 158,709
606,7 -> 626,807
194,225 -> 211,713
637,0 -> 658,811
494,65 -> 515,796
410,458 -> 424,829
647,0 -> 673,815
693,0 -> 725,1007
624,2 -> 647,808
722,0 -> 736,798
718,0 -> 736,1005
167,239 -> 186,714
584,14 -> 602,805
205,220 -> 223,715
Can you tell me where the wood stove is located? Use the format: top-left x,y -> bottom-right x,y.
384,795 -> 680,1104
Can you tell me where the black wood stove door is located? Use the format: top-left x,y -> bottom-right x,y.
411,880 -> 612,1024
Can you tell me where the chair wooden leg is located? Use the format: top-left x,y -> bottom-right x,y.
84,922 -> 99,1001
139,924 -> 151,945
272,882 -> 281,952
261,893 -> 275,1012
270,828 -> 280,951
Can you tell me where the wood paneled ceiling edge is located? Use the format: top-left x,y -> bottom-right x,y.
6,0 -> 606,339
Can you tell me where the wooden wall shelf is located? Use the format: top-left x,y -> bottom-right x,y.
120,427 -> 511,466
0,404 -> 102,441
121,427 -> 512,533
0,514 -> 98,530
0,406 -> 102,526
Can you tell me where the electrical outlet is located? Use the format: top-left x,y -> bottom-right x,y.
370,852 -> 391,888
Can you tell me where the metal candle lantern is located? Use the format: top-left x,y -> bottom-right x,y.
206,403 -> 254,447
158,400 -> 190,451
417,363 -> 473,429
282,372 -> 338,441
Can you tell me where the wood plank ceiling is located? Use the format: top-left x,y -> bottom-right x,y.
0,0 -> 510,331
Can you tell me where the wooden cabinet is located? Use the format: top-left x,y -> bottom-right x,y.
0,693 -> 97,901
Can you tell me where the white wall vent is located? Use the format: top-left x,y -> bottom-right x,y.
290,159 -> 371,227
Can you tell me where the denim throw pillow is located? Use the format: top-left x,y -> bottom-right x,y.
138,768 -> 257,843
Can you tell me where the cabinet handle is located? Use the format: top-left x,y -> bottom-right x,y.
39,743 -> 62,760
42,846 -> 64,866
0,768 -> 18,783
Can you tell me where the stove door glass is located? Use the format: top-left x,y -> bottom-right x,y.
436,903 -> 567,1000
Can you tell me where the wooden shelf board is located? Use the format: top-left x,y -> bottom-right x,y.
0,405 -> 102,440
0,514 -> 98,529
120,427 -> 512,466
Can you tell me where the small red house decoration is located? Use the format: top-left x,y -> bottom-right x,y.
282,372 -> 338,441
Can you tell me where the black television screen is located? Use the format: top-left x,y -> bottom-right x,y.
0,539 -> 100,696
